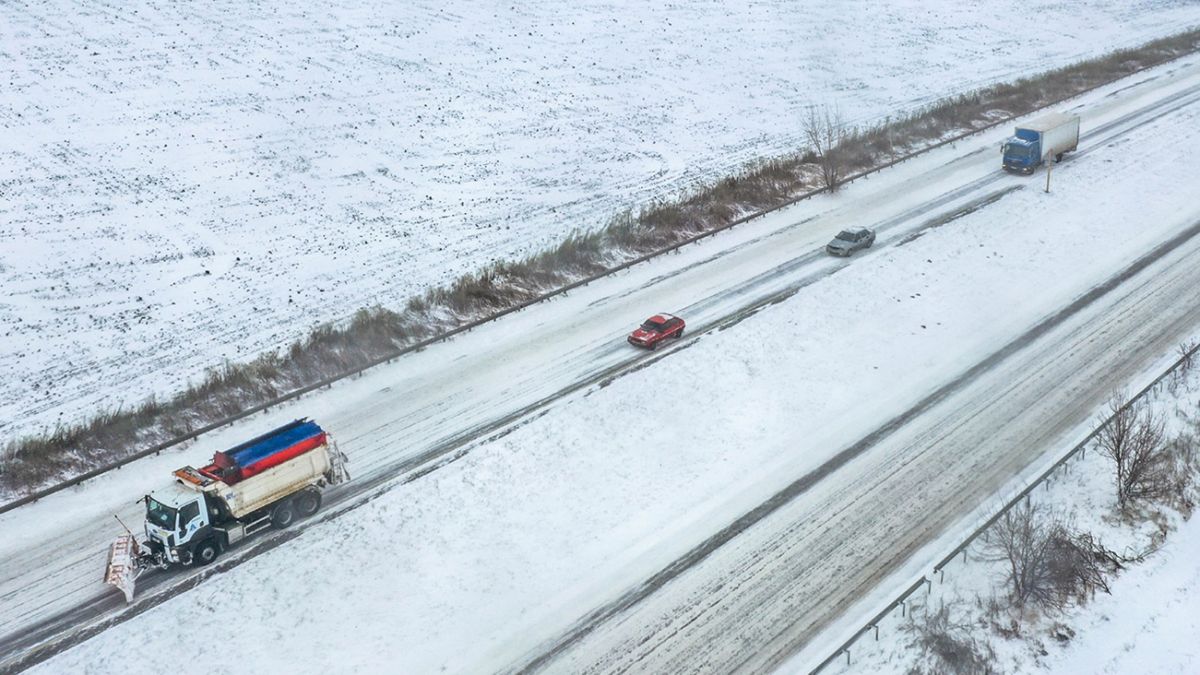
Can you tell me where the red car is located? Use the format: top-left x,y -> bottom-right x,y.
628,313 -> 685,349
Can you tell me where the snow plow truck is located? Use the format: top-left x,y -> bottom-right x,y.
104,419 -> 349,602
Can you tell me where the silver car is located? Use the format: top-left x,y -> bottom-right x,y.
825,227 -> 876,256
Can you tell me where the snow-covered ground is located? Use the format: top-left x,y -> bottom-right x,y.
21,50 -> 1200,674
801,345 -> 1200,675
1049,508 -> 1200,674
4,0 -> 1200,443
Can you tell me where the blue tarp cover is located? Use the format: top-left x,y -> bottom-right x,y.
229,420 -> 323,468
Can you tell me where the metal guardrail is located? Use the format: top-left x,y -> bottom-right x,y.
809,576 -> 930,673
932,340 -> 1200,576
0,51 -> 1190,517
810,340 -> 1200,674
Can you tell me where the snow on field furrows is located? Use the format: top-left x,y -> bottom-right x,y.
3,1 -> 1200,442
32,57 -> 1200,674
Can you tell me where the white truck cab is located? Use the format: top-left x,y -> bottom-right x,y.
143,484 -> 214,565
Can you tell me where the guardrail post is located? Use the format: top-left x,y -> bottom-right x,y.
844,649 -> 851,666
925,578 -> 932,594
900,600 -> 906,618
939,568 -> 945,583
872,624 -> 879,641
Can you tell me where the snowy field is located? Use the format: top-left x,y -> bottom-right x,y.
4,0 -> 1200,443
26,51 -> 1200,674
807,348 -> 1200,675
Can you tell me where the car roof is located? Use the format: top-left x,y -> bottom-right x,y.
843,227 -> 870,235
648,313 -> 676,322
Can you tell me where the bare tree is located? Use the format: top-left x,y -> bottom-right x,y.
982,503 -> 1117,613
1050,530 -> 1119,600
1095,394 -> 1173,511
1172,340 -> 1199,389
1167,341 -> 1199,395
983,502 -> 1055,609
1180,340 -> 1198,376
803,105 -> 849,192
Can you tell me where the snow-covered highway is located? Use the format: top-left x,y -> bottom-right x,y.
519,211 -> 1200,675
5,52 -> 1200,674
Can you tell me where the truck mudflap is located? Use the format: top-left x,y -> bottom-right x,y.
104,534 -> 143,603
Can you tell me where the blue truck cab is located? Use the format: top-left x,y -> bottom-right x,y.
1001,130 -> 1041,174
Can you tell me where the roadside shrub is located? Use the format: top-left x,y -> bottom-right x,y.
904,603 -> 996,675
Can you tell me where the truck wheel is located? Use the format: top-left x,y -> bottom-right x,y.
272,500 -> 296,529
1055,153 -> 1064,163
193,540 -> 219,566
296,489 -> 322,518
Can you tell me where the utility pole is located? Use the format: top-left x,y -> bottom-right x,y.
1044,156 -> 1052,193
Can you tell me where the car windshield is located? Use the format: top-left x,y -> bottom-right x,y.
641,320 -> 665,331
146,497 -> 177,529
835,231 -> 857,241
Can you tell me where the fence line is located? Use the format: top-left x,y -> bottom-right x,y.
810,340 -> 1200,674
1,51 -> 1188,516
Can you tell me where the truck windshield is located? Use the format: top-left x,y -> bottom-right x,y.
1005,145 -> 1031,159
146,497 -> 177,529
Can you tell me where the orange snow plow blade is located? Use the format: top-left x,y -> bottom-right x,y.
104,534 -> 140,603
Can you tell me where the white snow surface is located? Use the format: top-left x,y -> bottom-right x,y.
1053,510 -> 1200,674
28,52 -> 1200,674
4,0 -> 1200,442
